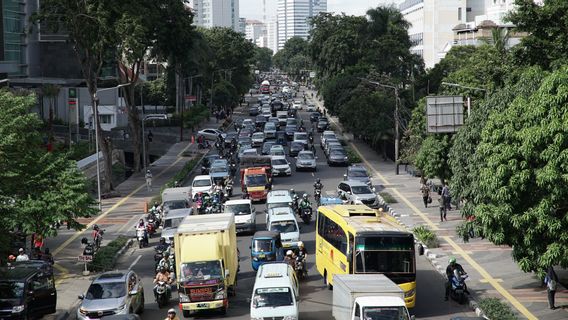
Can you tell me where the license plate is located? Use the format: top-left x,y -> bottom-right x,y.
283,243 -> 291,248
197,303 -> 209,308
258,254 -> 265,258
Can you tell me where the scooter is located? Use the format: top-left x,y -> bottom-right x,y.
295,255 -> 307,280
136,228 -> 148,248
225,182 -> 233,197
155,281 -> 171,308
198,139 -> 211,149
301,207 -> 312,224
450,269 -> 469,304
146,217 -> 157,237
81,237 -> 96,256
314,189 -> 322,207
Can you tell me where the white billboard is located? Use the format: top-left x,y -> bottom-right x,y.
426,96 -> 464,133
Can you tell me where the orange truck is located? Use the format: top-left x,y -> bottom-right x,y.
242,167 -> 271,202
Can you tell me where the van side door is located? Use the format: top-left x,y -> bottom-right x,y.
30,273 -> 56,316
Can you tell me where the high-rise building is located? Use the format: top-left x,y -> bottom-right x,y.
277,0 -> 327,50
245,20 -> 266,43
238,17 -> 247,34
266,16 -> 279,53
188,0 -> 240,31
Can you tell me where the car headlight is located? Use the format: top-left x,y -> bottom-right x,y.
214,287 -> 226,300
344,156 -> 348,160
12,305 -> 24,313
283,316 -> 298,320
404,289 -> 416,298
79,307 -> 88,315
179,293 -> 191,303
253,256 -> 259,261
245,218 -> 253,224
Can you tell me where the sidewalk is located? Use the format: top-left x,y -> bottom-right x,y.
305,88 -> 568,319
43,116 -> 222,319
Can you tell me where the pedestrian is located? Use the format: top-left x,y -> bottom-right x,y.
438,189 -> 447,222
544,266 -> 559,309
441,183 -> 451,210
145,169 -> 153,191
33,233 -> 44,250
214,110 -> 219,123
420,182 -> 431,208
16,248 -> 29,261
466,215 -> 476,238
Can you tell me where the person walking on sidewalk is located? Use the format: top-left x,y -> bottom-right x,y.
438,189 -> 447,221
145,169 -> 153,191
441,183 -> 451,211
545,266 -> 559,309
420,182 -> 431,208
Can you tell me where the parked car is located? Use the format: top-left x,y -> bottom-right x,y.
198,128 -> 225,140
271,156 -> 292,176
77,271 -> 144,320
295,150 -> 317,171
337,180 -> 379,208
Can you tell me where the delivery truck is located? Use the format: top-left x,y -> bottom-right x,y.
161,187 -> 192,214
174,213 -> 239,317
332,274 -> 413,320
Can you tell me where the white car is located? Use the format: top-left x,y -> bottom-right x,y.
269,145 -> 286,156
295,150 -> 317,171
251,132 -> 265,147
191,175 -> 213,198
242,148 -> 259,157
306,104 -> 316,112
224,199 -> 256,233
293,132 -> 309,145
271,156 -> 292,176
267,208 -> 300,249
321,130 -> 337,146
292,102 -> 302,110
197,128 -> 225,140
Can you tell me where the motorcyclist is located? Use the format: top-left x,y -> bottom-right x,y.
165,308 -> 180,320
150,201 -> 161,214
153,266 -> 172,299
157,252 -> 172,272
135,219 -> 148,244
313,179 -> 323,192
298,194 -> 311,212
445,256 -> 468,301
92,224 -> 104,247
284,250 -> 297,269
297,241 -> 308,260
156,237 -> 169,253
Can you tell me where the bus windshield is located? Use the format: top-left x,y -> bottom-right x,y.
354,235 -> 414,274
246,174 -> 267,187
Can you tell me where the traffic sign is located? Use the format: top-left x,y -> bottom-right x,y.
185,95 -> 197,101
78,255 -> 93,262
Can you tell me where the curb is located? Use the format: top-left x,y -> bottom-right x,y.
377,195 -> 489,319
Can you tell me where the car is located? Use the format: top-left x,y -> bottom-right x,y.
309,112 -> 321,123
266,190 -> 293,210
271,155 -> 292,176
251,132 -> 266,147
307,104 -> 317,112
317,119 -> 329,132
277,112 -> 288,127
345,165 -> 372,186
224,199 -> 256,234
262,140 -> 276,155
161,208 -> 192,243
292,101 -> 302,110
238,143 -> 253,158
286,118 -> 299,127
264,122 -> 277,139
250,263 -> 299,320
239,128 -> 253,138
238,136 -> 252,147
77,271 -> 144,320
255,115 -> 267,130
327,145 -> 345,158
191,175 -> 213,198
293,132 -> 309,145
295,150 -> 317,171
328,149 -> 349,166
289,141 -> 307,157
198,128 -> 225,140
269,145 -> 286,157
321,130 -> 336,146
249,106 -> 260,116
223,132 -> 238,147
285,125 -> 297,140
209,160 -> 230,185
337,180 -> 379,208
242,118 -> 255,128
266,208 -> 301,249
201,154 -> 222,174
324,141 -> 342,157
242,148 -> 259,157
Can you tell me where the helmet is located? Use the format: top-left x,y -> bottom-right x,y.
298,241 -> 304,248
147,170 -> 151,173
303,193 -> 308,198
8,255 -> 15,261
93,224 -> 99,230
449,257 -> 456,264
316,178 -> 320,183
160,266 -> 166,273
168,308 -> 176,314
286,250 -> 293,256
159,237 -> 166,244
290,188 -> 295,193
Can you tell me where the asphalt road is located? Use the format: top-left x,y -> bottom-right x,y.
111,94 -> 476,320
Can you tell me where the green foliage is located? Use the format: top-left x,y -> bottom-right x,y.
273,37 -> 311,79
414,135 -> 452,182
478,298 -> 518,320
151,157 -> 201,205
212,80 -> 238,109
182,105 -> 210,131
89,236 -> 129,272
412,225 -> 439,248
253,47 -> 273,72
0,91 -> 97,246
345,148 -> 362,164
400,99 -> 427,163
379,192 -> 397,204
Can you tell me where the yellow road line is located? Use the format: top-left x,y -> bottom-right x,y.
346,136 -> 537,319
52,142 -> 193,258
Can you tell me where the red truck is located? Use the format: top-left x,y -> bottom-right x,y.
239,156 -> 272,202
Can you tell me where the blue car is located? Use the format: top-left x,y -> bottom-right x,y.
250,231 -> 284,271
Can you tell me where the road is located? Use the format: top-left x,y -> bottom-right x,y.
109,92 -> 477,320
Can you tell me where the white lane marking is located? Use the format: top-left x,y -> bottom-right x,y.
129,255 -> 142,270
311,172 -> 315,177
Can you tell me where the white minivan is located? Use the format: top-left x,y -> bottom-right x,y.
266,207 -> 300,249
266,190 -> 293,210
250,263 -> 299,320
191,175 -> 213,198
224,199 -> 256,234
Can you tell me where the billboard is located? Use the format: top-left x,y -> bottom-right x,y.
426,96 -> 464,133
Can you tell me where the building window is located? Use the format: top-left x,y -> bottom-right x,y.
99,115 -> 113,124
458,7 -> 462,21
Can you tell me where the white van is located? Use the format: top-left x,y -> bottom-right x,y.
250,263 -> 299,320
267,190 -> 293,210
191,175 -> 213,198
223,199 -> 256,234
266,208 -> 300,249
293,132 -> 309,145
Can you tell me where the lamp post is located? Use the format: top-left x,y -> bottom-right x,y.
440,82 -> 487,116
361,79 -> 401,175
141,114 -> 168,170
93,83 -> 130,210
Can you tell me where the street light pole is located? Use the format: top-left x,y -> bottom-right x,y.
141,114 -> 168,170
93,83 -> 130,210
440,82 -> 487,116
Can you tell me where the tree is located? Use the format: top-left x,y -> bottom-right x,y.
462,67 -> 568,273
414,134 -> 452,183
0,91 -> 97,255
253,47 -> 273,72
399,99 -> 427,164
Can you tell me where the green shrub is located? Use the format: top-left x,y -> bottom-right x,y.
412,225 -> 439,248
478,298 -> 518,320
379,192 -> 398,204
89,236 -> 129,271
346,148 -> 362,164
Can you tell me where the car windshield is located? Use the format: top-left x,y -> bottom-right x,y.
331,151 -> 346,157
224,203 -> 251,215
253,133 -> 264,139
298,153 -> 314,160
295,133 -> 308,140
179,261 -> 223,282
252,239 -> 273,252
352,186 -> 373,194
349,170 -> 368,177
363,307 -> 411,320
163,217 -> 185,229
253,287 -> 293,308
0,282 -> 24,299
164,200 -> 187,210
86,282 -> 126,300
193,179 -> 211,187
246,174 -> 267,187
272,159 -> 288,166
270,220 -> 297,233
209,166 -> 227,173
286,126 -> 297,132
287,119 -> 297,125
265,123 -> 276,130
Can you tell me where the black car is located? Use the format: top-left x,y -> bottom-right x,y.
224,132 -> 238,147
249,106 -> 260,116
275,131 -> 287,146
317,119 -> 329,132
310,112 -> 321,123
202,154 -> 222,174
328,150 -> 349,166
285,125 -> 297,140
262,140 -> 276,155
289,141 -> 307,157
255,115 -> 267,130
0,260 -> 57,319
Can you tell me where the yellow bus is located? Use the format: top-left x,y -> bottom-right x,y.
315,205 -> 417,308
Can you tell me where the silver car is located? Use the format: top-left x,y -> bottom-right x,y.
295,150 -> 317,171
337,180 -> 379,209
78,271 -> 144,319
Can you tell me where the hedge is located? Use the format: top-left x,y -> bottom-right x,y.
89,236 -> 129,272
412,225 -> 439,248
478,298 -> 518,320
346,148 -> 362,164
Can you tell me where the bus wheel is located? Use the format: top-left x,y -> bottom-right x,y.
323,270 -> 332,290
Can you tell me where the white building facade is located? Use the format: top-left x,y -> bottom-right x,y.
277,0 -> 327,50
188,0 -> 240,30
245,20 -> 266,43
267,16 -> 279,53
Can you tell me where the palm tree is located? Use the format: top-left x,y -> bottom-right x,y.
484,27 -> 510,53
366,6 -> 410,39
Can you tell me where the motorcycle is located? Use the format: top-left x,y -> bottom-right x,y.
300,207 -> 312,224
136,228 -> 148,248
146,216 -> 157,237
198,140 -> 211,149
450,269 -> 469,304
93,229 -> 104,250
81,237 -> 96,256
295,255 -> 307,280
211,192 -> 223,213
314,189 -> 322,207
229,163 -> 237,177
225,181 -> 233,197
155,281 -> 171,308
154,248 -> 165,270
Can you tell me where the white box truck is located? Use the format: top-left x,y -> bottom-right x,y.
161,187 -> 191,214
332,274 -> 413,320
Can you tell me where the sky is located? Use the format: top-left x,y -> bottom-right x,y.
239,0 -> 404,22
